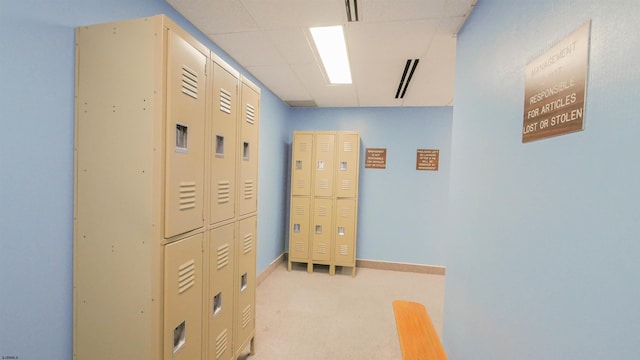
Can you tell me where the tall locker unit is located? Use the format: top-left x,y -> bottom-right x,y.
287,131 -> 360,276
205,53 -> 239,360
234,77 -> 260,358
74,15 -> 260,360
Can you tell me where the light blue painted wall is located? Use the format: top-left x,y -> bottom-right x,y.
445,0 -> 640,358
0,0 -> 289,358
289,107 -> 453,265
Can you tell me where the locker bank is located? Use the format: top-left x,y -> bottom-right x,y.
2,0 -> 640,359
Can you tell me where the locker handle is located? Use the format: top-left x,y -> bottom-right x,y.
338,226 -> 345,236
213,292 -> 222,316
240,272 -> 248,291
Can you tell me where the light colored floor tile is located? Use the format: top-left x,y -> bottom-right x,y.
238,261 -> 445,360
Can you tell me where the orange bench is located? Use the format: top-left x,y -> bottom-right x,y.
392,300 -> 447,360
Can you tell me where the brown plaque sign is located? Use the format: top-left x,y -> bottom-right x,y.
365,148 -> 387,169
522,21 -> 591,143
416,149 -> 439,171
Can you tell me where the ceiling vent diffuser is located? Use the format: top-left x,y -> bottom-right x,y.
395,59 -> 419,99
345,0 -> 359,22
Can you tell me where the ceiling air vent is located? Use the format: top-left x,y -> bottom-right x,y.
345,0 -> 359,22
395,59 -> 419,99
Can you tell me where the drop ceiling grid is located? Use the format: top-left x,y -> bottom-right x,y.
165,0 -> 475,107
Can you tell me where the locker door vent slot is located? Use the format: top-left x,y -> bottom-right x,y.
317,206 -> 328,217
338,226 -> 345,236
341,207 -> 352,217
240,273 -> 248,291
215,135 -> 224,157
173,320 -> 186,354
243,180 -> 254,199
217,181 -> 230,204
343,141 -> 353,152
242,305 -> 252,328
295,160 -> 303,170
246,104 -> 255,124
179,182 -> 197,210
341,180 -> 351,190
339,244 -> 349,256
243,142 -> 250,160
243,233 -> 253,254
217,244 -> 230,270
178,259 -> 196,294
340,161 -> 348,171
320,141 -> 330,153
293,224 -> 301,233
317,243 -> 328,254
319,179 -> 329,190
176,124 -> 188,153
219,88 -> 232,114
315,225 -> 323,234
213,292 -> 223,316
181,65 -> 199,99
295,205 -> 306,216
298,142 -> 308,152
295,179 -> 306,189
215,329 -> 228,359
295,241 -> 305,252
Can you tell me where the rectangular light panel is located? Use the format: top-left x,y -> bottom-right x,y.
309,26 -> 352,84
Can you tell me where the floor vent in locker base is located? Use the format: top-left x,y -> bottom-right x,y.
242,305 -> 252,328
215,329 -> 228,359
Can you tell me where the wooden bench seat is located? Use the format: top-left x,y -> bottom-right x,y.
392,300 -> 447,360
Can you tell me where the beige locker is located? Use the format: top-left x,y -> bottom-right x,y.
165,29 -> 207,239
207,224 -> 235,360
235,216 -> 257,357
238,79 -> 260,216
74,15 -> 211,360
334,198 -> 357,269
288,196 -> 311,265
164,234 -> 204,360
291,132 -> 313,196
313,133 -> 335,197
335,132 -> 360,198
311,198 -> 333,262
210,59 -> 239,225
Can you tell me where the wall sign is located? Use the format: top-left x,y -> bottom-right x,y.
365,148 -> 387,169
416,149 -> 439,171
522,20 -> 591,143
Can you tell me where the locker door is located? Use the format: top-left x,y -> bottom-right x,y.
165,30 -> 206,238
164,234 -> 203,360
208,224 -> 235,360
335,132 -> 360,198
210,61 -> 238,225
289,196 -> 311,261
313,133 -> 335,197
334,198 -> 357,265
311,198 -> 332,262
291,133 -> 313,196
238,81 -> 260,216
236,216 -> 257,355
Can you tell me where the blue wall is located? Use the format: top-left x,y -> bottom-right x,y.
0,0 -> 289,358
289,107 -> 452,265
445,0 -> 640,358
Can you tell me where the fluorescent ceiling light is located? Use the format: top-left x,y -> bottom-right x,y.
309,25 -> 352,84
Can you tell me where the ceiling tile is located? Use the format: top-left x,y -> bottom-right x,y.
347,19 -> 440,63
361,0 -> 448,22
167,0 -> 258,33
265,28 -> 318,65
210,31 -> 285,67
247,65 -> 312,101
241,0 -> 345,29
